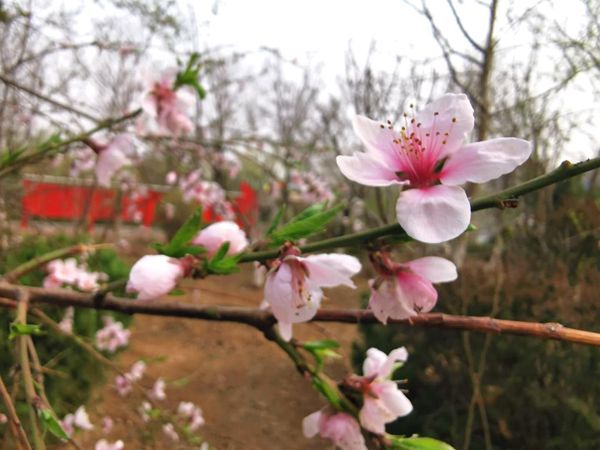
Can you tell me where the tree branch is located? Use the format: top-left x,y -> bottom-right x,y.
0,284 -> 599,347
239,156 -> 600,263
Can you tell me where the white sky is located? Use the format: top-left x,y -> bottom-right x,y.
190,0 -> 597,161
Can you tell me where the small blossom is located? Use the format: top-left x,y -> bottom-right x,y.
101,416 -> 114,434
369,254 -> 457,324
114,361 -> 146,397
177,401 -> 205,431
165,171 -> 178,185
115,374 -> 132,397
303,409 -> 366,450
95,439 -> 124,450
192,221 -> 248,256
58,306 -> 75,334
162,422 -> 179,442
0,413 -> 7,424
95,134 -> 133,187
263,246 -> 361,341
138,401 -> 152,423
149,378 -> 166,401
358,347 -> 413,435
62,405 -> 93,436
337,93 -> 531,243
95,316 -> 131,353
126,255 -> 186,300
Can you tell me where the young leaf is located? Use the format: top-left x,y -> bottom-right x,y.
288,202 -> 327,223
389,436 -> 456,450
270,204 -> 343,244
302,340 -> 341,351
38,408 -> 69,440
155,208 -> 203,257
9,322 -> 44,340
266,205 -> 286,237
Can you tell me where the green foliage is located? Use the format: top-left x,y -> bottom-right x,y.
153,208 -> 206,258
38,408 -> 69,440
204,242 -> 241,275
174,52 -> 207,99
9,322 -> 44,340
302,339 -> 341,370
389,436 -> 456,450
269,202 -> 343,244
0,234 -> 133,418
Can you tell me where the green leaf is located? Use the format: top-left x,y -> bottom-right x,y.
155,208 -> 204,257
388,436 -> 456,450
302,339 -> 340,351
271,204 -> 343,243
174,52 -> 207,100
9,322 -> 44,340
266,205 -> 286,236
289,202 -> 327,223
38,408 -> 69,440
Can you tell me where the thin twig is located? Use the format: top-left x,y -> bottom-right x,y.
0,374 -> 32,450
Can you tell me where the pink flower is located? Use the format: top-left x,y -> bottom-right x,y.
95,134 -> 133,187
58,307 -> 75,334
192,221 -> 249,256
369,255 -> 457,324
62,406 -> 93,437
141,71 -> 193,136
263,248 -> 361,341
115,360 -> 146,397
162,423 -> 179,442
303,410 -> 367,450
126,255 -> 185,300
95,316 -> 131,353
0,413 -> 7,424
149,378 -> 166,401
337,93 -> 531,243
177,401 -> 205,431
165,171 -> 178,185
45,258 -> 80,286
101,416 -> 114,434
358,347 -> 413,435
95,439 -> 124,450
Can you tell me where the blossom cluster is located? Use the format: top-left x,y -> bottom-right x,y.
95,316 -> 131,353
43,258 -> 107,292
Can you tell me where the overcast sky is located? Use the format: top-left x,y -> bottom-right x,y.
189,0 -> 596,160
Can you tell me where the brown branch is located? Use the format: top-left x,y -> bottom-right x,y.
0,284 -> 599,347
0,375 -> 32,450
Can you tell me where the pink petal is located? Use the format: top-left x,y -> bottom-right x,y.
302,254 -> 361,288
369,278 -> 416,324
377,380 -> 413,417
126,255 -> 184,300
192,221 -> 248,256
396,271 -> 438,313
363,347 -> 409,378
336,153 -> 402,187
440,137 -> 531,185
396,185 -> 470,243
302,411 -> 322,438
415,93 -> 474,156
405,257 -> 457,283
359,398 -> 386,434
351,115 -> 403,168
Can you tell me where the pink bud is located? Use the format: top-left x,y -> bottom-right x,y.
192,221 -> 249,256
126,255 -> 185,300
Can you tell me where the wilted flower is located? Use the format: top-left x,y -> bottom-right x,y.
126,255 -> 186,300
337,93 -> 531,243
303,409 -> 366,450
192,221 -> 248,256
369,254 -> 457,323
263,245 -> 361,340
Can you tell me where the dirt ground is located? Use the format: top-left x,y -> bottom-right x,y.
65,266 -> 366,449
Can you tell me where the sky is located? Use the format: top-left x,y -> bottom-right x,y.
190,0 -> 597,161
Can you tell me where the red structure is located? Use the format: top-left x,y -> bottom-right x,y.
21,176 -> 165,229
21,175 -> 258,230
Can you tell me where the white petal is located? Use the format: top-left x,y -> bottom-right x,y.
359,398 -> 386,434
363,347 -> 388,377
378,380 -> 413,417
302,254 -> 361,288
352,115 -> 403,167
378,347 -> 409,379
440,137 -> 531,185
415,93 -> 474,155
277,321 -> 293,341
405,257 -> 457,283
336,153 -> 402,187
396,185 -> 470,243
302,411 -> 322,438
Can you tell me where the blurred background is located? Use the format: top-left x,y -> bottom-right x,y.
0,0 -> 599,448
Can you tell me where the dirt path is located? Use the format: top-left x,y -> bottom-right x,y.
70,267 -> 365,449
